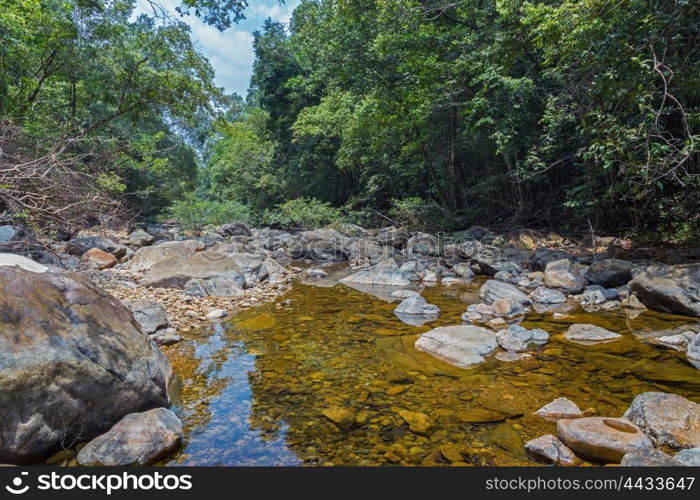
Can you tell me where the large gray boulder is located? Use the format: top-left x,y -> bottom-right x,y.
629,264 -> 700,317
585,259 -> 635,287
340,258 -> 410,287
77,408 -> 182,466
0,267 -> 172,464
479,279 -> 532,306
129,240 -> 205,273
140,251 -> 242,289
414,325 -> 497,368
623,392 -> 700,449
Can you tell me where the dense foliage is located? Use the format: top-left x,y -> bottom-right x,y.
2,0 -> 698,241
207,0 -> 699,240
0,0 -> 226,228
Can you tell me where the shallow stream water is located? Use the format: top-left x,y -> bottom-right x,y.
163,270 -> 700,466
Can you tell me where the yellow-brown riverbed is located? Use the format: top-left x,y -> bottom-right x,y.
162,274 -> 700,466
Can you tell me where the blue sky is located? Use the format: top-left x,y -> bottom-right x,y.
135,0 -> 300,97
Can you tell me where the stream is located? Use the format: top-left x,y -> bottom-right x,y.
162,266 -> 700,466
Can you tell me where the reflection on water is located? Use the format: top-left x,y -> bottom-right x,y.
163,275 -> 700,466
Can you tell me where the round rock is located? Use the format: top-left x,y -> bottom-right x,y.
557,417 -> 652,463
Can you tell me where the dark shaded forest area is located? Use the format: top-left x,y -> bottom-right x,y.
2,0 -> 699,241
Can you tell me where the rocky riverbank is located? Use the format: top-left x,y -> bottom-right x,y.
0,220 -> 698,466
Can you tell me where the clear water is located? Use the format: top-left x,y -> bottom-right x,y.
163,273 -> 700,466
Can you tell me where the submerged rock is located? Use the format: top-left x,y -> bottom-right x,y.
524,434 -> 579,466
623,392 -> 700,449
77,408 -> 182,466
0,267 -> 172,464
321,406 -> 356,430
557,417 -> 652,463
398,410 -> 433,434
414,325 -> 498,368
630,359 -> 700,388
390,289 -> 421,300
564,324 -> 621,343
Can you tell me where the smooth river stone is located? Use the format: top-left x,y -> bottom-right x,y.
557,417 -> 652,463
414,325 -> 497,368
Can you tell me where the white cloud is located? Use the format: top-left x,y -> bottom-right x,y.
132,0 -> 300,96
248,0 -> 300,25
